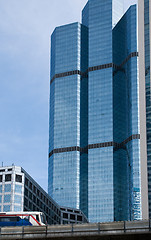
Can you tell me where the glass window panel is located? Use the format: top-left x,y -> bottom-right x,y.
5,184 -> 11,192
4,195 -> 11,203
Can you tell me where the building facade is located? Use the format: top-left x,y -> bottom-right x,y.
49,0 -> 148,223
0,166 -> 88,225
138,0 -> 151,219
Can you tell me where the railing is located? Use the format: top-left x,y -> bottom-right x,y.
0,220 -> 151,239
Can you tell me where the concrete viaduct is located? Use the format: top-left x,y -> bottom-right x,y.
0,220 -> 151,239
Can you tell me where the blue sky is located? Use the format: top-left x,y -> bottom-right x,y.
0,0 -> 137,191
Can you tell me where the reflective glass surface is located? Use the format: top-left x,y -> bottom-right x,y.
3,205 -> 10,212
15,185 -> 22,193
113,5 -> 141,220
4,195 -> 11,203
14,195 -> 22,204
49,23 -> 88,212
4,184 -> 11,193
49,0 -> 142,223
144,0 -> 151,218
14,205 -> 22,211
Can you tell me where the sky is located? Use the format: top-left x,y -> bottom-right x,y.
0,0 -> 137,191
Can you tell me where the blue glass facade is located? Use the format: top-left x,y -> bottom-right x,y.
49,0 -> 143,223
144,0 -> 151,218
49,23 -> 88,212
113,6 -> 141,221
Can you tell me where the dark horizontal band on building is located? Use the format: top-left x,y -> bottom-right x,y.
49,134 -> 140,157
50,52 -> 138,84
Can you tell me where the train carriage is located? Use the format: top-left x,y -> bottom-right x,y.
0,212 -> 46,226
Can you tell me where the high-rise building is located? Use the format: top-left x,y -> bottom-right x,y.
49,0 -> 148,223
138,0 -> 151,219
0,165 -> 88,225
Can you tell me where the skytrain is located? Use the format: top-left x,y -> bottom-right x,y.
0,212 -> 46,226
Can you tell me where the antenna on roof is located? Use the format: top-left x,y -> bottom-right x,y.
2,162 -> 3,167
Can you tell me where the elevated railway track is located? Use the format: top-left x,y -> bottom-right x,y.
0,220 -> 151,239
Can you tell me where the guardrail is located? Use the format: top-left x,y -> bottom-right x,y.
0,220 -> 151,239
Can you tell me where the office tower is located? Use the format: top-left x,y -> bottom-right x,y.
138,0 -> 151,219
0,166 -> 88,225
49,23 -> 88,215
49,0 -> 148,223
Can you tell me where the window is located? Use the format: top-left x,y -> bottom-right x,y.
0,175 -> 2,182
0,195 -> 2,203
29,191 -> 32,200
16,175 -> 22,183
0,216 -> 20,222
15,185 -> 22,193
33,195 -> 36,203
25,178 -> 28,186
36,215 -> 39,222
14,205 -> 22,212
3,205 -> 10,212
14,195 -> 22,204
29,201 -> 32,209
33,186 -> 36,194
70,214 -> 75,220
0,185 -> 2,193
29,182 -> 32,190
25,188 -> 28,197
24,198 -> 28,207
67,209 -> 73,212
8,169 -> 12,172
5,174 -> 11,182
5,184 -> 11,192
77,215 -> 82,221
63,213 -> 68,219
4,194 -> 11,203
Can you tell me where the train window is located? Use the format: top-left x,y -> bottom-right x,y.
24,216 -> 29,221
36,215 -> 39,222
41,214 -> 46,224
0,217 -> 20,222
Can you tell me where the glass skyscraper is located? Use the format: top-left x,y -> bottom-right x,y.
138,0 -> 151,219
49,0 -> 148,223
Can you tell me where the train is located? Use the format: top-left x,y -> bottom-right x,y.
0,212 -> 47,226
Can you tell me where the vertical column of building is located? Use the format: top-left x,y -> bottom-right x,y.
138,0 -> 151,219
144,0 -> 151,219
113,5 -> 144,221
113,10 -> 130,221
49,23 -> 86,209
82,0 -> 123,223
80,25 -> 88,217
